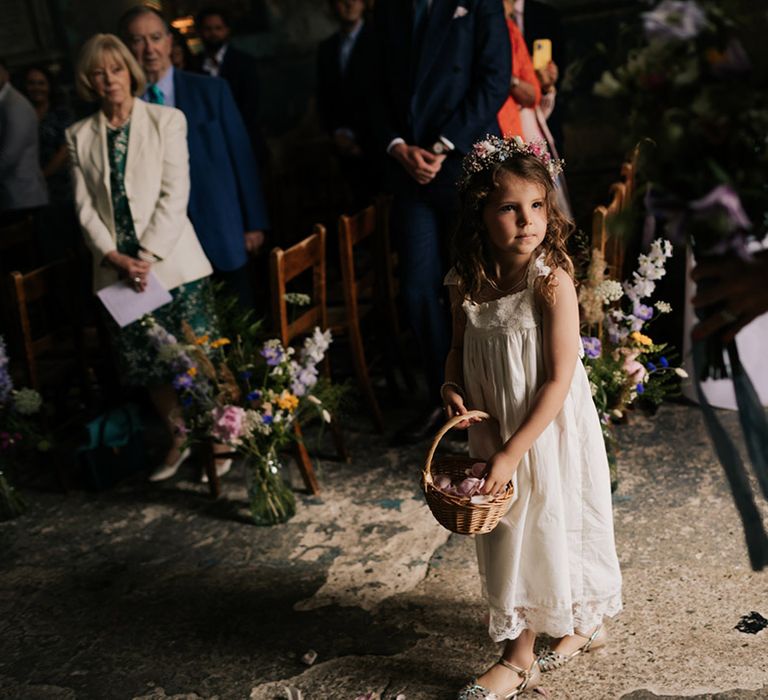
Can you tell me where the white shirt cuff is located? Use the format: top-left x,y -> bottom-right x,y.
386,137 -> 405,155
439,135 -> 455,151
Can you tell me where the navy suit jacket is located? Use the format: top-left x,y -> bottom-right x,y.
372,0 -> 510,190
173,70 -> 268,271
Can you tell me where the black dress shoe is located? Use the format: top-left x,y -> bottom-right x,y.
391,406 -> 445,445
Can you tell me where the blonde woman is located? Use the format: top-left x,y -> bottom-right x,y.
66,33 -> 220,481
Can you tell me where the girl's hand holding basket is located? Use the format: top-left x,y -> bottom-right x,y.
421,410 -> 515,535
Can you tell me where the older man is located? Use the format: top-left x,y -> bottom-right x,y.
118,6 -> 269,309
0,58 -> 48,222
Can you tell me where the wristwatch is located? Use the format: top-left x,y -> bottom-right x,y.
431,140 -> 451,155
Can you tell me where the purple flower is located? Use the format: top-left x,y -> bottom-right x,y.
239,370 -> 253,380
246,390 -> 262,401
181,396 -> 193,407
690,185 -> 751,230
642,0 -> 706,42
633,303 -> 654,321
660,356 -> 669,368
0,336 -> 12,404
581,336 -> 602,359
636,383 -> 645,394
260,345 -> 285,367
647,361 -> 657,371
173,374 -> 194,390
262,414 -> 273,425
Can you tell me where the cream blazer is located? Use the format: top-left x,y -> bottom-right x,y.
66,99 -> 213,292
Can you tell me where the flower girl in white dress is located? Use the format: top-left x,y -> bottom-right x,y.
442,137 -> 622,699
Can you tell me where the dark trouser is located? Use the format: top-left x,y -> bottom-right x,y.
213,263 -> 255,310
390,185 -> 457,404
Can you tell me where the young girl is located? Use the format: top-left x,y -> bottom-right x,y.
443,136 -> 622,699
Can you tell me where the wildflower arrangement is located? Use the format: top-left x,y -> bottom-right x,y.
594,0 -> 768,568
145,319 -> 335,524
578,240 -> 685,485
0,336 -> 51,520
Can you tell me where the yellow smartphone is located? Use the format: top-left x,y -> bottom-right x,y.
532,38 -> 552,71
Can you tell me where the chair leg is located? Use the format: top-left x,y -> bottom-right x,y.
329,415 -> 351,463
202,442 -> 221,499
381,297 -> 417,391
293,421 -> 320,494
348,320 -> 384,433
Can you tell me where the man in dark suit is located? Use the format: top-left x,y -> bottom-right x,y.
120,6 -> 269,309
372,0 -> 510,441
194,6 -> 267,166
316,0 -> 378,209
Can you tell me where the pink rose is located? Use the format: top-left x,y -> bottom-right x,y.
210,405 -> 246,446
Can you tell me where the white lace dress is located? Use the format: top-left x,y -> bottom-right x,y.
446,259 -> 622,642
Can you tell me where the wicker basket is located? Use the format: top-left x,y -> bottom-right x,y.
421,410 -> 514,535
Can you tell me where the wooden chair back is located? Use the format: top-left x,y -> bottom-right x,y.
6,257 -> 85,391
270,224 -> 328,346
592,181 -> 627,279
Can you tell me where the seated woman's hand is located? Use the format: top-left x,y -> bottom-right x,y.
482,450 -> 518,496
105,251 -> 152,292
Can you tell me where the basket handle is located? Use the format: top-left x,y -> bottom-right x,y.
423,409 -> 490,484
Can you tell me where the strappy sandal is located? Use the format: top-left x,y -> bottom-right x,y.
537,625 -> 607,672
457,657 -> 541,699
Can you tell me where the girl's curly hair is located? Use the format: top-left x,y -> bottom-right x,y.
452,153 -> 574,306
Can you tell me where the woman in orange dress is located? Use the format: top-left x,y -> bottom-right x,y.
497,5 -> 540,139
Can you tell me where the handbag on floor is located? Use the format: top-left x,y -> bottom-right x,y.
78,404 -> 147,490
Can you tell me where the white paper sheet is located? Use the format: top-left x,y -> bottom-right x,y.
96,271 -> 173,328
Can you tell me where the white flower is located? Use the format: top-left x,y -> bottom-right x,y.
675,368 -> 689,378
14,388 -> 42,415
306,395 -> 322,405
302,327 -> 332,365
593,70 -> 623,98
612,409 -> 623,419
284,292 -> 311,307
534,255 -> 551,278
589,381 -> 598,397
321,409 -> 332,423
595,279 -> 623,303
655,301 -> 672,313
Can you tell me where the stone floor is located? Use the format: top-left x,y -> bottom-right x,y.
1,403 -> 767,700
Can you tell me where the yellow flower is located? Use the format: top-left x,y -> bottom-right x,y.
630,331 -> 653,346
211,338 -> 231,349
186,367 -> 198,377
277,391 -> 299,412
195,335 -> 209,346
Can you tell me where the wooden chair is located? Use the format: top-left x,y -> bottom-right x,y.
270,224 -> 350,495
592,181 -> 627,280
335,197 -> 414,432
5,257 -> 89,393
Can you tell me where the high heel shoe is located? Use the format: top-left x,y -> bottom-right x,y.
458,657 -> 540,699
200,458 -> 232,483
537,624 -> 607,672
149,447 -> 191,482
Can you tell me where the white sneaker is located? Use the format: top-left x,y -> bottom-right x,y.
201,458 -> 232,483
149,447 -> 191,482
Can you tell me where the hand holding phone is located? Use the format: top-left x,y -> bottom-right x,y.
532,38 -> 552,71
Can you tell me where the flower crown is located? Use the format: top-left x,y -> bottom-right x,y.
459,135 -> 564,190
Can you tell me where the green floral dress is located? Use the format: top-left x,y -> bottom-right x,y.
105,121 -> 217,386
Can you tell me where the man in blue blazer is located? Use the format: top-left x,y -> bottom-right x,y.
119,6 -> 269,308
372,0 -> 510,441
